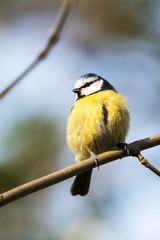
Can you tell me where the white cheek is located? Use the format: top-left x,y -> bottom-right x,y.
81,87 -> 93,96
81,80 -> 103,96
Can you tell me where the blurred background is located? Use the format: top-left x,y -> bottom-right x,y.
0,0 -> 160,239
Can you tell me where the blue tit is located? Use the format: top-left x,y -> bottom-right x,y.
67,73 -> 130,196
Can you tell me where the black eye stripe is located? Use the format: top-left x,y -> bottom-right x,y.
81,78 -> 99,89
83,82 -> 90,87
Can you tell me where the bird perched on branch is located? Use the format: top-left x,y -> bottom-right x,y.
67,73 -> 130,196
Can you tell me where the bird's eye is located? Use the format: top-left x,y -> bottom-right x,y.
83,82 -> 90,88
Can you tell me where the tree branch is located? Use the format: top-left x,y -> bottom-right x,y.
0,134 -> 160,207
0,0 -> 75,100
137,152 -> 160,177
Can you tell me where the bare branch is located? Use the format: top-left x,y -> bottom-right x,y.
0,0 -> 75,100
0,134 -> 160,207
137,152 -> 160,177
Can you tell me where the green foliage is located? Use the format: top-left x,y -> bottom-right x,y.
0,116 -> 61,192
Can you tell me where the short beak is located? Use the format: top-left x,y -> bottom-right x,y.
72,88 -> 80,93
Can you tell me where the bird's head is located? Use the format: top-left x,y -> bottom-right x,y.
73,73 -> 116,100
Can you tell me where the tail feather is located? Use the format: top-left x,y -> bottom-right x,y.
70,170 -> 92,196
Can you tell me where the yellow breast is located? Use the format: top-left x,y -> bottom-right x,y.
67,90 -> 130,162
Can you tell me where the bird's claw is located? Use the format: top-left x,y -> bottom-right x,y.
117,142 -> 130,156
89,151 -> 100,170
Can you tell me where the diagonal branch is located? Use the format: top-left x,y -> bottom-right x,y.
0,134 -> 160,207
137,152 -> 160,177
0,0 -> 75,100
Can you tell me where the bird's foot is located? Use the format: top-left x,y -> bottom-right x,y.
117,142 -> 130,156
89,151 -> 100,170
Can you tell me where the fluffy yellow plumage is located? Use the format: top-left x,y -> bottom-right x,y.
67,73 -> 130,196
67,90 -> 129,162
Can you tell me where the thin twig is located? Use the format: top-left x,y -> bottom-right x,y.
137,152 -> 160,177
0,134 -> 160,207
0,0 -> 75,100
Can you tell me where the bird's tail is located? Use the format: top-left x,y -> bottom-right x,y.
70,170 -> 92,196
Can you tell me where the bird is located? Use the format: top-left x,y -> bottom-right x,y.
66,73 -> 130,196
